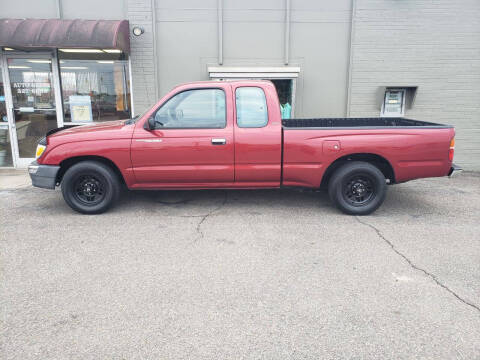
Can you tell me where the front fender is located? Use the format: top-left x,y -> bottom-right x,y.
39,139 -> 136,187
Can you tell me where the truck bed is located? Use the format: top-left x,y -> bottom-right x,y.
282,117 -> 452,129
281,116 -> 454,187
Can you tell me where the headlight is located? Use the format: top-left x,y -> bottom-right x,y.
35,137 -> 47,159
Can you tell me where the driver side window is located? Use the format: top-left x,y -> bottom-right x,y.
153,89 -> 226,129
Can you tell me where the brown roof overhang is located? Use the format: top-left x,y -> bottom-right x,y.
0,18 -> 130,53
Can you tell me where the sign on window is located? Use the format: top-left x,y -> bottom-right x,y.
69,95 -> 93,122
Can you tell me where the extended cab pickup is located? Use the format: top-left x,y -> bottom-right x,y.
29,80 -> 461,215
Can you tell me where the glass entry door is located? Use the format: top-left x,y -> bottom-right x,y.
6,54 -> 62,166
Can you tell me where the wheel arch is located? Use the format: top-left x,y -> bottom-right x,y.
56,155 -> 126,187
320,153 -> 395,189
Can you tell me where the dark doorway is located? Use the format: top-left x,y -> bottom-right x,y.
270,79 -> 293,119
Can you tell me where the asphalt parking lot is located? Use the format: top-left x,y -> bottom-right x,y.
1,172 -> 479,359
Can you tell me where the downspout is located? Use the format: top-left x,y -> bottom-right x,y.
346,0 -> 357,117
217,0 -> 223,65
56,0 -> 62,18
151,0 -> 159,100
284,0 -> 291,65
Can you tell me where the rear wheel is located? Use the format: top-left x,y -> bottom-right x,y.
328,161 -> 387,215
61,161 -> 120,214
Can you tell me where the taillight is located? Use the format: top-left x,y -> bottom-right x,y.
448,138 -> 455,161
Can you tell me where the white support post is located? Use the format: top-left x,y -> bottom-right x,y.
52,49 -> 64,128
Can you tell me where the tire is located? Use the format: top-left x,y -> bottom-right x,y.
61,161 -> 120,214
328,161 -> 387,215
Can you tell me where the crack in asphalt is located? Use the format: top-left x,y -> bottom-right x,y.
194,192 -> 229,242
356,217 -> 480,314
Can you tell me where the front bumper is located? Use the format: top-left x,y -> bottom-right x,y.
28,161 -> 60,189
448,163 -> 463,177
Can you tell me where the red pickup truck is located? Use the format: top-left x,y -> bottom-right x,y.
28,80 -> 460,215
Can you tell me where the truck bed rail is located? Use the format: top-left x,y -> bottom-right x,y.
282,117 -> 451,129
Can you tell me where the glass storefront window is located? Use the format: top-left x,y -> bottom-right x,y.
59,52 -> 131,123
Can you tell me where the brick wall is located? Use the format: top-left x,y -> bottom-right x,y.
126,0 -> 158,114
349,0 -> 480,170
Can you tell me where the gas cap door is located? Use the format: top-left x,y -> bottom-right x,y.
323,140 -> 341,153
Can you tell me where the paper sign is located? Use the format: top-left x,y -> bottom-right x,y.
19,107 -> 34,113
69,95 -> 93,122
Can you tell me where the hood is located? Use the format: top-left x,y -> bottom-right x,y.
47,120 -> 135,144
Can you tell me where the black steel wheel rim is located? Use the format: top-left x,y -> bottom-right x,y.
342,174 -> 375,206
73,174 -> 106,206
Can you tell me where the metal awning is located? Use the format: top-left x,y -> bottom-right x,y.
0,19 -> 130,53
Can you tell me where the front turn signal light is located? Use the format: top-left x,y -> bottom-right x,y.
35,144 -> 46,159
448,138 -> 455,161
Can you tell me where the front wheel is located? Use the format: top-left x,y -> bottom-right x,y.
328,161 -> 387,215
61,161 -> 120,214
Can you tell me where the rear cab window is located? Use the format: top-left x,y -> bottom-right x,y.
235,87 -> 268,128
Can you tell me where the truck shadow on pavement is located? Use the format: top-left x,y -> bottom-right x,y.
118,188 -> 334,210
114,186 -> 440,217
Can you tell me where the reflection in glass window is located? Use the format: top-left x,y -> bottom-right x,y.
0,69 -> 7,123
0,127 -> 13,167
235,87 -> 268,128
154,89 -> 225,129
0,70 -> 13,167
59,52 -> 131,123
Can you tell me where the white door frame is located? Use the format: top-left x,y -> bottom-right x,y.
1,50 -> 64,168
0,50 -> 19,168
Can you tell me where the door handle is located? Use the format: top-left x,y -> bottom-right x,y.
211,138 -> 226,145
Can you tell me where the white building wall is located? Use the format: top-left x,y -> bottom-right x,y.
126,0 -> 352,117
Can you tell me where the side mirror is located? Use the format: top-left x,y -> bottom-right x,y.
144,116 -> 156,130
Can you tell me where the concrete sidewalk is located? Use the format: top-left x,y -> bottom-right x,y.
0,169 -> 31,189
